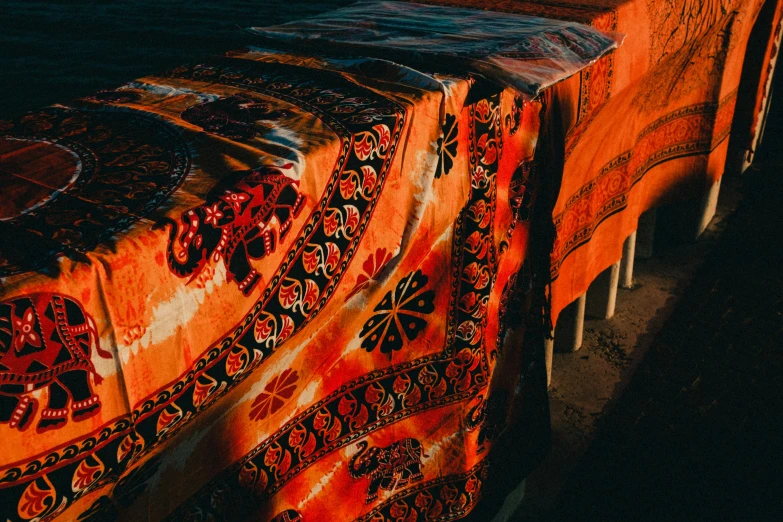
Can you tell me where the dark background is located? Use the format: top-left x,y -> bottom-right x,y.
0,0 -> 349,118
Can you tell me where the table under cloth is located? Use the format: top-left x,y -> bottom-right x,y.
0,6 -> 620,519
2,0 -> 778,517
415,0 -> 783,323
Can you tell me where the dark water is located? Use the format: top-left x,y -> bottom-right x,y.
0,1 -> 347,118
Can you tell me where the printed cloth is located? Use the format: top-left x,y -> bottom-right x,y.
412,0 -> 782,323
0,9 -> 617,517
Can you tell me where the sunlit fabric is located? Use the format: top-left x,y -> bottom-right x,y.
1,0 -> 780,519
0,40 -> 563,521
413,0 -> 782,324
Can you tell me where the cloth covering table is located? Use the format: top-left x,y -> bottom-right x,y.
414,0 -> 783,324
2,0 -> 779,519
0,5 -> 619,520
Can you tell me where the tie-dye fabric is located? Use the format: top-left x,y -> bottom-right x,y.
0,39 -> 550,521
412,0 -> 781,324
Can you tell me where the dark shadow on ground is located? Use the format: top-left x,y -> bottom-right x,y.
527,70 -> 783,522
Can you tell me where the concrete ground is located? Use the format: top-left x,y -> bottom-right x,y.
514,76 -> 783,521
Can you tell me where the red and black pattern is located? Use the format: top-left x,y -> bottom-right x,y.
355,462 -> 486,522
271,509 -> 303,522
129,58 -> 407,455
464,391 -> 509,453
505,96 -> 525,137
359,270 -> 436,354
565,10 -> 618,158
76,455 -> 162,522
180,93 -> 292,141
0,78 -> 520,522
160,163 -> 306,295
0,293 -> 111,433
0,294 -> 140,522
0,417 -> 136,517
0,108 -> 191,277
551,91 -> 738,279
436,114 -> 459,178
164,91 -> 508,521
0,58 -> 406,522
348,438 -> 426,503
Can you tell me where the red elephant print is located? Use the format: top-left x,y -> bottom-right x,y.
270,510 -> 303,522
349,438 -> 427,503
160,164 -> 306,295
0,293 -> 112,433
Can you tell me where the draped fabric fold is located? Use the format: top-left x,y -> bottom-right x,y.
0,21 -> 585,518
1,1 -> 778,520
412,0 -> 780,323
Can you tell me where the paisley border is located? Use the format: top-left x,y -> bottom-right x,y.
0,57 -> 405,521
551,90 -> 738,280
164,93 -> 507,521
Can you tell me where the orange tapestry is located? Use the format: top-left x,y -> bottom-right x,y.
415,0 -> 781,324
0,46 -> 549,520
3,1 -> 776,519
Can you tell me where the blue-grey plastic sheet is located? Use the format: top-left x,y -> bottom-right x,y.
249,0 -> 623,97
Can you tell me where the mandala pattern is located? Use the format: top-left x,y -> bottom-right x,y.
359,270 -> 436,354
0,107 -> 191,277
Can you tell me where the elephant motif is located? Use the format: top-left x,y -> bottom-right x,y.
0,293 -> 112,433
160,164 -> 306,295
270,510 -> 302,522
348,438 -> 427,503
180,94 -> 291,141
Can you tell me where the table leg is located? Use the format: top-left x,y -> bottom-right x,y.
587,261 -> 620,319
545,335 -> 554,387
694,177 -> 721,240
619,231 -> 636,289
553,293 -> 586,354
